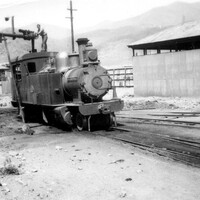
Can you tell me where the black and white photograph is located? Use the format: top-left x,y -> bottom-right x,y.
0,0 -> 200,199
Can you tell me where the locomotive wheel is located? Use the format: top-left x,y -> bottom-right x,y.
76,113 -> 88,131
90,114 -> 114,131
104,114 -> 112,130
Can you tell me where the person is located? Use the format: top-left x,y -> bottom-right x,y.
36,24 -> 48,51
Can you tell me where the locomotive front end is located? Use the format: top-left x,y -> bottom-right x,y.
54,38 -> 123,131
61,38 -> 112,102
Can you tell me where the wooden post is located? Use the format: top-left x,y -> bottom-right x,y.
3,36 -> 25,123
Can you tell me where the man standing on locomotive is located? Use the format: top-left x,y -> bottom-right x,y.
36,24 -> 48,51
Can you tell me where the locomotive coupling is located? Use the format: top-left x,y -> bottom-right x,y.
98,103 -> 111,114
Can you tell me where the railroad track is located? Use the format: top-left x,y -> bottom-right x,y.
109,123 -> 200,168
1,107 -> 200,168
116,114 -> 200,129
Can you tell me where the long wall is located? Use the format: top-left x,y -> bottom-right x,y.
132,49 -> 200,97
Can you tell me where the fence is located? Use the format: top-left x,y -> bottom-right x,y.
107,67 -> 134,87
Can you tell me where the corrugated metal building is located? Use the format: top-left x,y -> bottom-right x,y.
128,21 -> 200,97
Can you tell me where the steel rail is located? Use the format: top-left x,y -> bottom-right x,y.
116,115 -> 200,129
112,125 -> 200,168
109,135 -> 200,167
117,115 -> 200,125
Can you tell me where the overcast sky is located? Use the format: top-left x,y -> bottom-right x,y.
0,0 -> 199,30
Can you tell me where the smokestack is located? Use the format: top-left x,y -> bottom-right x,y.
76,38 -> 89,65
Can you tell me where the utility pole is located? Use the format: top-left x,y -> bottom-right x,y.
67,0 -> 77,53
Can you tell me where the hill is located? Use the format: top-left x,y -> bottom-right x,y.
1,1 -> 200,67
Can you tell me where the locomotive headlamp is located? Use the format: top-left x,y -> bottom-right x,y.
88,50 -> 97,61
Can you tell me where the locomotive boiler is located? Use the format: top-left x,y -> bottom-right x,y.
11,37 -> 124,131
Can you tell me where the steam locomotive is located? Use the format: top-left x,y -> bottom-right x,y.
11,37 -> 124,131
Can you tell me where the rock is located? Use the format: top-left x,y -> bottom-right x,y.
14,129 -> 23,134
119,191 -> 127,198
22,125 -> 34,135
18,163 -> 23,168
110,159 -> 125,164
31,169 -> 38,173
0,122 -> 6,128
22,157 -> 26,161
75,149 -> 81,151
125,178 -> 132,181
9,151 -> 19,157
48,188 -> 53,193
136,169 -> 143,173
1,183 -> 10,194
2,182 -> 7,186
78,167 -> 83,170
55,146 -> 63,150
4,186 -> 10,194
15,178 -> 27,186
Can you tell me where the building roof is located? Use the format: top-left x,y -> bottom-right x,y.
128,21 -> 200,50
0,63 -> 9,71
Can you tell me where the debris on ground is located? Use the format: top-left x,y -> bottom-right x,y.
15,125 -> 35,135
31,169 -> 38,173
125,178 -> 132,181
0,157 -> 20,175
55,146 -> 63,150
1,95 -> 200,200
109,159 -> 125,164
119,191 -> 127,198
122,96 -> 200,111
136,169 -> 143,173
22,125 -> 34,135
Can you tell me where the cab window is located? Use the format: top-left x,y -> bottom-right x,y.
13,64 -> 21,81
27,62 -> 36,73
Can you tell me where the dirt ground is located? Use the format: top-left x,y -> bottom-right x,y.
1,95 -> 200,200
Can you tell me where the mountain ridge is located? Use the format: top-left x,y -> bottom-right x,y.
1,1 -> 200,67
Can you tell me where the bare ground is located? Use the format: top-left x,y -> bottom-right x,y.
0,95 -> 200,200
